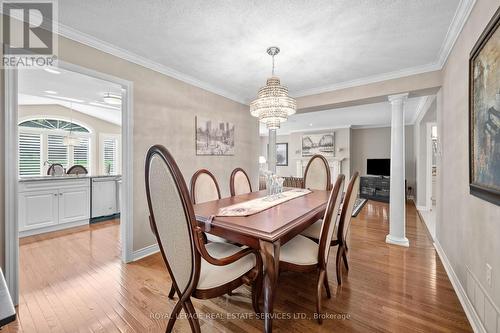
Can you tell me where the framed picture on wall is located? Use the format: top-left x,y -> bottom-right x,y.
195,116 -> 235,156
266,143 -> 288,166
468,7 -> 500,206
276,143 -> 288,166
301,133 -> 334,157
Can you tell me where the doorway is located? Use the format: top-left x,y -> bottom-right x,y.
4,61 -> 134,304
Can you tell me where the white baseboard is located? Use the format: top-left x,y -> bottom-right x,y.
416,205 -> 429,211
19,219 -> 89,238
132,243 -> 159,261
434,240 -> 486,333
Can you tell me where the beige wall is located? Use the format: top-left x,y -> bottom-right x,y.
55,37 -> 259,251
438,0 -> 500,320
260,127 -> 351,180
350,126 -> 416,194
18,104 -> 121,175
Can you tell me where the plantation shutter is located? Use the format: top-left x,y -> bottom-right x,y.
19,133 -> 42,176
73,137 -> 90,168
47,134 -> 68,168
103,138 -> 117,175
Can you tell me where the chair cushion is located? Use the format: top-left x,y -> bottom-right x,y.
300,219 -> 322,239
198,242 -> 256,290
279,235 -> 319,266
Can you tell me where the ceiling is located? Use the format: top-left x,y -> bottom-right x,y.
18,68 -> 122,125
57,0 -> 465,103
259,97 -> 425,135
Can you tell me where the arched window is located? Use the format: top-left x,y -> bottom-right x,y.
19,119 -> 90,133
18,118 -> 92,176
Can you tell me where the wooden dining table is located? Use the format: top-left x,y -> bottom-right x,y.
193,188 -> 331,333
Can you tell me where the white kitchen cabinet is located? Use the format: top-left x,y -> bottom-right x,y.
59,186 -> 90,224
18,189 -> 59,231
18,178 -> 90,237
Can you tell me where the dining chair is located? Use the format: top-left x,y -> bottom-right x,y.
47,163 -> 65,176
278,174 -> 344,324
165,169 -> 229,300
303,154 -> 331,191
145,145 -> 262,333
230,167 -> 252,196
190,169 -> 228,243
67,165 -> 88,175
301,171 -> 360,285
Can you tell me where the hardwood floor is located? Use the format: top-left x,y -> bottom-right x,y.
4,201 -> 472,332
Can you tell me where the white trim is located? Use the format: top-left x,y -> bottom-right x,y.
19,219 -> 89,238
4,68 -> 19,305
52,0 -> 475,103
4,61 -> 135,306
435,0 -> 477,68
292,62 -> 442,97
57,24 -> 246,105
416,205 -> 429,212
434,240 -> 486,333
132,243 -> 159,262
385,235 -> 410,247
292,0 -> 476,97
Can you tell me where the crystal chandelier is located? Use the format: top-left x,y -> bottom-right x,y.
250,47 -> 296,129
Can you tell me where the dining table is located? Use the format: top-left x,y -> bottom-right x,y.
193,188 -> 331,333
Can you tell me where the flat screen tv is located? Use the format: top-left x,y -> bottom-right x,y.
367,159 -> 390,176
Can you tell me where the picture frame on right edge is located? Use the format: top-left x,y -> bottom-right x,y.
468,7 -> 500,206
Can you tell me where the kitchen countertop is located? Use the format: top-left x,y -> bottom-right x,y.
19,175 -> 122,182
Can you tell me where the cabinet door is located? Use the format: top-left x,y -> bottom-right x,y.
92,181 -> 117,218
59,186 -> 90,224
18,190 -> 59,231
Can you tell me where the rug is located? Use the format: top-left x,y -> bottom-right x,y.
352,198 -> 367,217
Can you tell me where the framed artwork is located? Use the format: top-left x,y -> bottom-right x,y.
469,7 -> 500,205
195,116 -> 235,156
266,143 -> 288,166
276,143 -> 288,166
301,133 -> 334,157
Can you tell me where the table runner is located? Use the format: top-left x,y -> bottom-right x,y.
217,188 -> 312,217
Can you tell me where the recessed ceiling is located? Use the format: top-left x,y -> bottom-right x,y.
18,68 -> 122,125
259,97 -> 425,135
57,0 -> 465,103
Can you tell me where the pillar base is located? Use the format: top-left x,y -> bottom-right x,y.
385,234 -> 409,247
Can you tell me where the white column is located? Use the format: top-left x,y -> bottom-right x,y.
386,93 -> 409,247
268,129 -> 277,173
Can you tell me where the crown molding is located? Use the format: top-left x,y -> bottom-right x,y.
54,0 -> 475,104
291,62 -> 441,98
57,23 -> 248,104
436,0 -> 477,68
291,0 -> 476,98
412,95 -> 437,125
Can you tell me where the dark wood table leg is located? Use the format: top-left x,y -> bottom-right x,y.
259,239 -> 280,333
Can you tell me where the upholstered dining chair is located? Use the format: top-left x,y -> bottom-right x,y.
303,154 -> 332,191
145,145 -> 262,333
301,171 -> 360,285
190,169 -> 228,243
230,167 -> 252,196
47,163 -> 65,176
67,165 -> 88,175
278,174 -> 345,324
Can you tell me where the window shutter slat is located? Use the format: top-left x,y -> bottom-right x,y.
73,137 -> 89,168
48,135 -> 68,168
19,133 -> 41,176
103,138 -> 117,175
